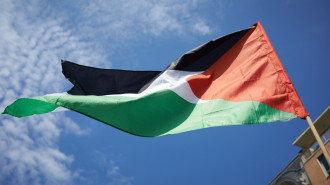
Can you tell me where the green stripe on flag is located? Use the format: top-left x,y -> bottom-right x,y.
3,98 -> 60,117
3,90 -> 296,137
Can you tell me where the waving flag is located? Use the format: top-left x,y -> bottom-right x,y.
2,22 -> 308,137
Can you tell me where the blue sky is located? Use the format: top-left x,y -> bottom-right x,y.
0,0 -> 329,184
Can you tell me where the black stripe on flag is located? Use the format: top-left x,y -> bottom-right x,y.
62,61 -> 160,95
167,28 -> 251,71
62,27 -> 251,96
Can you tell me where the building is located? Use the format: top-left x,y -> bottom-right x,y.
293,106 -> 330,185
269,106 -> 330,185
268,154 -> 311,185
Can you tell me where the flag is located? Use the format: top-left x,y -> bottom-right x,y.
2,22 -> 308,137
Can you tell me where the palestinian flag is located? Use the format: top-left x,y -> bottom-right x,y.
2,22 -> 308,137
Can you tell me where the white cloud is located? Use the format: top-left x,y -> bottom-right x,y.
0,0 -> 104,184
62,117 -> 91,136
94,151 -> 134,185
0,0 -> 219,184
193,21 -> 211,35
64,0 -> 212,42
0,115 -> 75,185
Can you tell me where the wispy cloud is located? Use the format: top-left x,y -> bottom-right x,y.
0,0 -> 218,184
97,151 -> 134,185
63,0 -> 213,43
0,0 -> 104,184
193,21 -> 211,35
0,115 -> 77,185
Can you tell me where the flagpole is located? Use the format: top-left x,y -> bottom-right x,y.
306,116 -> 330,165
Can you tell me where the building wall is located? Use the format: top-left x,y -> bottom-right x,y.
303,141 -> 330,185
268,155 -> 310,185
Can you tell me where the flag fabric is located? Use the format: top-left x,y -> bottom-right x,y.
2,22 -> 309,137
62,61 -> 161,96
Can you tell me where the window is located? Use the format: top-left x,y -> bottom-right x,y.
321,129 -> 330,143
280,181 -> 295,185
317,154 -> 330,177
